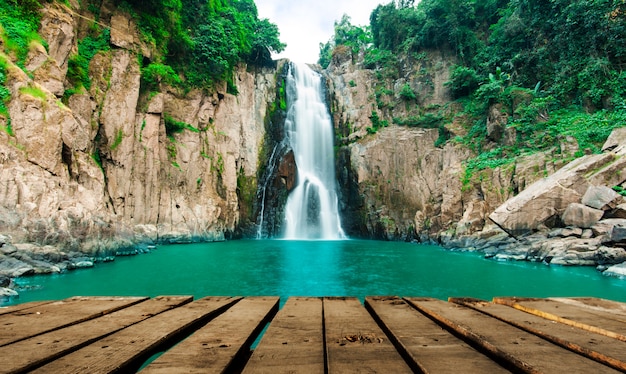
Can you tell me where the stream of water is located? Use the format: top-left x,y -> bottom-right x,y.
4,240 -> 626,307
283,63 -> 344,239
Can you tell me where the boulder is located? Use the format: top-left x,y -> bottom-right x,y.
581,229 -> 594,239
561,203 -> 604,228
592,219 -> 626,237
596,246 -> 626,265
603,261 -> 626,277
609,224 -> 626,244
489,147 -> 626,234
0,288 -> 18,297
602,128 -> 626,151
581,185 -> 622,210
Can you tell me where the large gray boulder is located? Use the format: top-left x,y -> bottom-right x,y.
609,224 -> 626,244
561,203 -> 604,228
489,146 -> 626,234
581,186 -> 622,210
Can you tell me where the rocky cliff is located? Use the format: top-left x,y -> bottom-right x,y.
0,1 -> 282,281
326,48 -> 626,275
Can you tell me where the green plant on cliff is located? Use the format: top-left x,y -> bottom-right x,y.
164,113 -> 198,136
0,59 -> 11,135
319,0 -> 626,184
0,0 -> 47,68
122,0 -> 285,91
65,26 -> 111,98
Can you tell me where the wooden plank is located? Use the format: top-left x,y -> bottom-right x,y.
30,296 -> 241,374
0,296 -> 192,373
493,297 -> 626,343
0,301 -> 54,316
365,296 -> 509,373
451,298 -> 626,372
324,297 -> 412,373
406,298 -> 620,374
0,296 -> 147,347
242,297 -> 325,374
142,297 -> 279,373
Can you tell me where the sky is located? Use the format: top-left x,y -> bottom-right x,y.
254,0 -> 386,63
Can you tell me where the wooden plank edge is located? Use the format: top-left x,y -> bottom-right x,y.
403,297 -> 540,374
364,297 -> 428,374
11,296 -> 194,374
221,297 -> 281,373
451,298 -> 626,372
0,301 -> 55,316
0,296 -> 151,348
123,296 -> 244,373
493,297 -> 626,343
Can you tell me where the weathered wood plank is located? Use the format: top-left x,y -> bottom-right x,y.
0,296 -> 192,374
406,298 -> 620,374
30,296 -> 241,374
242,297 -> 325,374
324,297 -> 412,373
365,296 -> 509,373
451,298 -> 626,372
0,296 -> 147,347
493,297 -> 626,342
142,296 -> 278,374
0,301 -> 54,316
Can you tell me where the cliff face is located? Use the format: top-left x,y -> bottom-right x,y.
0,2 -> 280,255
326,50 -> 624,243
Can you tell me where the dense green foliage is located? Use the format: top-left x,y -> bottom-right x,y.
321,0 -> 626,180
0,0 -> 48,68
66,28 -> 110,95
319,15 -> 372,68
2,0 -> 284,100
121,0 -> 285,90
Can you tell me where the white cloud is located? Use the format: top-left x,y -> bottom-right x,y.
255,0 -> 385,63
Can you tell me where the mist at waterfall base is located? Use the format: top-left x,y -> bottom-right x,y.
6,240 -> 626,306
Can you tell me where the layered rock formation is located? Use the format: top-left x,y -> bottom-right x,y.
326,48 -> 626,274
0,2 -> 281,280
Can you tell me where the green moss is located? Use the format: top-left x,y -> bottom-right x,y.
19,85 -> 47,101
110,129 -> 123,150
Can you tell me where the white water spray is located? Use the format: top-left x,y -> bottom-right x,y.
283,63 -> 345,240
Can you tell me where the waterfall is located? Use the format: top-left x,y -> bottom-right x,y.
283,63 -> 345,240
256,143 -> 281,239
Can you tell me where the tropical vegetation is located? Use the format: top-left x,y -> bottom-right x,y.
320,0 -> 626,178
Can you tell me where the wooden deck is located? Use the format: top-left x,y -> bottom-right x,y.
1,296 -> 625,373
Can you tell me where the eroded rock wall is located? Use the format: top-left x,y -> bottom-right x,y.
0,2 -> 279,257
326,51 -> 588,241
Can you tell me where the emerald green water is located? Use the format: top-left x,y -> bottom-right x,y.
4,239 -> 626,306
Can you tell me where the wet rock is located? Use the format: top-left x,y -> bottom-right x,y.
561,203 -> 604,228
0,255 -> 35,278
0,288 -> 18,297
0,275 -> 10,287
596,246 -> 626,265
603,261 -> 626,277
581,185 -> 622,210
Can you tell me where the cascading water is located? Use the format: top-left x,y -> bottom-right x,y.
283,63 -> 345,240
